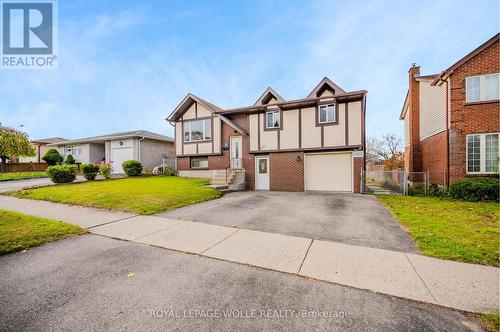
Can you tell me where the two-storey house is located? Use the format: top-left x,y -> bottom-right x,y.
401,34 -> 499,185
167,77 -> 367,192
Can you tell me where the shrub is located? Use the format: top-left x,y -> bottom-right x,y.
122,160 -> 142,176
42,149 -> 63,166
159,166 -> 176,176
428,184 -> 448,197
46,165 -> 77,183
81,163 -> 100,181
64,154 -> 75,164
448,177 -> 499,201
99,163 -> 112,179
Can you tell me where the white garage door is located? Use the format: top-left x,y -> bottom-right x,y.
305,153 -> 352,192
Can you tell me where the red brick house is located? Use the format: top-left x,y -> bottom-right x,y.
167,77 -> 367,192
400,34 -> 499,185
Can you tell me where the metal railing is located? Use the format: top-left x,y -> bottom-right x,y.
225,157 -> 243,183
361,170 -> 437,195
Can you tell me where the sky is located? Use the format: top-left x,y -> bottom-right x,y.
1,0 -> 498,141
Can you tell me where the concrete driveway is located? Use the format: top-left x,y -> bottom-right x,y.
0,177 -> 55,193
156,191 -> 419,252
0,235 -> 481,331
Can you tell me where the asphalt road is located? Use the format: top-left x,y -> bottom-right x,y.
0,234 -> 481,331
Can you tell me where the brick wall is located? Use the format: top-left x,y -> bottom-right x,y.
269,152 -> 304,191
448,39 -> 499,183
420,131 -> 448,185
176,157 -> 189,170
353,157 -> 363,193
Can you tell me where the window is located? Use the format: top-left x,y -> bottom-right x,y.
190,157 -> 208,169
318,104 -> 336,123
266,111 -> 280,128
467,133 -> 499,173
65,146 -> 81,156
466,73 -> 499,102
183,119 -> 212,142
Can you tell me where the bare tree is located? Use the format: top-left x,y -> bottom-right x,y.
367,134 -> 403,162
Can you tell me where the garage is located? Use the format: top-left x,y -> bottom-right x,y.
305,152 -> 353,192
110,139 -> 134,174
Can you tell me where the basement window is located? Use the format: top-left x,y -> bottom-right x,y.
190,157 -> 208,169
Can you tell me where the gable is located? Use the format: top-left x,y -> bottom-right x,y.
307,77 -> 345,99
254,87 -> 285,106
167,93 -> 220,122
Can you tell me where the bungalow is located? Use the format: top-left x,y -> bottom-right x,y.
49,130 -> 175,173
166,77 -> 367,192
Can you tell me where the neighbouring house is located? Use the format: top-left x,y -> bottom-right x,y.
17,137 -> 67,163
166,77 -> 367,192
48,130 -> 175,174
401,34 -> 499,185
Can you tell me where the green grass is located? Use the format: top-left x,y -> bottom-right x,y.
9,176 -> 222,215
0,171 -> 47,181
477,313 -> 500,332
377,195 -> 499,266
0,210 -> 85,254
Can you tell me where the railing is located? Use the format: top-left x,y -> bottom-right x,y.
225,157 -> 243,183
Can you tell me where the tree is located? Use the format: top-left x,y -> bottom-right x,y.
42,148 -> 63,166
0,125 -> 35,172
367,134 -> 404,170
64,154 -> 75,165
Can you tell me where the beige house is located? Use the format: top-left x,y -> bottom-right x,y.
167,77 -> 367,192
49,130 -> 175,173
18,137 -> 67,163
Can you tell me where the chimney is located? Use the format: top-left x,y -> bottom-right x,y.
408,64 -> 421,173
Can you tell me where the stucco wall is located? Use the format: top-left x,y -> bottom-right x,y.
140,138 -> 174,170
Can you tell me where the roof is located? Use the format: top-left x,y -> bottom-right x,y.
253,87 -> 285,106
306,77 -> 345,98
48,130 -> 174,146
32,137 -> 67,144
432,33 -> 499,85
399,90 -> 409,120
166,93 -> 223,122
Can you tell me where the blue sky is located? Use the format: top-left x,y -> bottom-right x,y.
1,0 -> 498,141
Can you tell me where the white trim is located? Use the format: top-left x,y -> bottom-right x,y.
465,73 -> 500,103
318,103 -> 336,124
265,111 -> 280,129
255,155 -> 270,190
466,132 -> 500,174
183,119 -> 212,143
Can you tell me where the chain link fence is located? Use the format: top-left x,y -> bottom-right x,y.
361,171 -> 443,195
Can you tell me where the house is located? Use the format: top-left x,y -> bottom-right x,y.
400,34 -> 499,185
17,137 -> 67,163
48,130 -> 175,174
166,77 -> 367,192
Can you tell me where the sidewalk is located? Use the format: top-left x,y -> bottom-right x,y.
1,195 -> 498,313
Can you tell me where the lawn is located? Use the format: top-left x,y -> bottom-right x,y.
0,210 -> 85,254
9,176 -> 222,215
477,313 -> 500,332
378,195 -> 499,266
0,171 -> 47,181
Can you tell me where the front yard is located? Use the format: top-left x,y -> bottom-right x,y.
0,210 -> 85,254
378,195 -> 499,266
8,176 -> 221,215
0,171 -> 47,181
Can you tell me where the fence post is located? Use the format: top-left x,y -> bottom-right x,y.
403,171 -> 408,195
426,170 -> 429,196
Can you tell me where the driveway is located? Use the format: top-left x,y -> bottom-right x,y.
0,235 -> 480,331
0,177 -> 54,193
156,191 -> 419,252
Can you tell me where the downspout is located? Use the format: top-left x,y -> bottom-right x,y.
444,79 -> 450,186
138,136 -> 145,163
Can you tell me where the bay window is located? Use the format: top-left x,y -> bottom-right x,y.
467,133 -> 499,173
183,119 -> 212,142
466,73 -> 499,102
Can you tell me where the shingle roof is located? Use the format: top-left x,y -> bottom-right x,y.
48,130 -> 173,145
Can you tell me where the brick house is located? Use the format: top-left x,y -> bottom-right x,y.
166,77 -> 367,192
400,34 -> 499,185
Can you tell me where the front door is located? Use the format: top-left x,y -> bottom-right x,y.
230,136 -> 242,169
255,156 -> 270,190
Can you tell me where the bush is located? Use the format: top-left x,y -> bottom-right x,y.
81,164 -> 100,181
99,163 -> 112,179
42,149 -> 63,166
448,177 -> 499,201
159,166 -> 177,176
428,184 -> 448,197
46,165 -> 77,183
64,154 -> 75,165
122,160 -> 142,176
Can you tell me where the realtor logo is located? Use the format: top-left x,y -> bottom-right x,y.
1,0 -> 58,69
